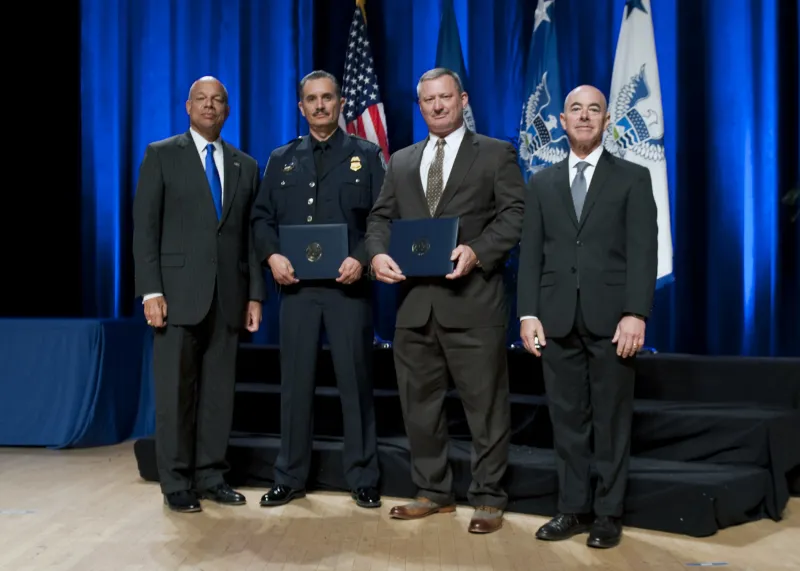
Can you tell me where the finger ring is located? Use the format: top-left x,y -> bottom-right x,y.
146,320 -> 152,325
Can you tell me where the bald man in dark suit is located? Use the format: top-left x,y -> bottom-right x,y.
517,85 -> 658,548
133,76 -> 265,513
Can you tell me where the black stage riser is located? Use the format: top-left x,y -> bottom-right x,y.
232,386 -> 800,514
135,347 -> 800,536
133,435 -> 773,538
235,345 -> 800,408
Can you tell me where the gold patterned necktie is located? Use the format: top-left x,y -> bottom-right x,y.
426,138 -> 446,215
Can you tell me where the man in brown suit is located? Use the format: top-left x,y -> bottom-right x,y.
366,68 -> 525,534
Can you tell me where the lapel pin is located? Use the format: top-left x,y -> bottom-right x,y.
233,161 -> 240,167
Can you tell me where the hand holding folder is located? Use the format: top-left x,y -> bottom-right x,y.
373,217 -> 479,283
278,223 -> 349,281
445,244 -> 479,280
371,253 -> 406,284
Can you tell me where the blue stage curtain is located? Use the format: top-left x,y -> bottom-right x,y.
80,0 -> 799,357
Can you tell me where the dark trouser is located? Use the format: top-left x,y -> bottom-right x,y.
393,311 -> 510,509
274,286 -> 379,490
541,295 -> 635,517
152,293 -> 239,494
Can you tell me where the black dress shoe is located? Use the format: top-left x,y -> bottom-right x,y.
587,516 -> 623,548
197,483 -> 246,505
260,484 -> 306,507
535,513 -> 594,541
164,490 -> 202,513
351,487 -> 381,508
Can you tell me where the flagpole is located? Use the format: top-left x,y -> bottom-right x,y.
356,0 -> 367,25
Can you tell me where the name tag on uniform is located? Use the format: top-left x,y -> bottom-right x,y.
389,217 -> 460,277
279,223 -> 348,280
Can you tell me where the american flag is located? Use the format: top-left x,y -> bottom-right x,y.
338,2 -> 390,162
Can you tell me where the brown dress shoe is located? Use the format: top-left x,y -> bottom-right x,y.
389,497 -> 456,520
468,506 -> 503,534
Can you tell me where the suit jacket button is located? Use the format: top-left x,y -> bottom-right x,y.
576,240 -> 582,246
570,267 -> 576,273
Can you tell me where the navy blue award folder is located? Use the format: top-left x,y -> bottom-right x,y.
388,217 -> 460,277
279,223 -> 348,280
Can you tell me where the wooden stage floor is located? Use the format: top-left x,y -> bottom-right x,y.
1,442 -> 798,571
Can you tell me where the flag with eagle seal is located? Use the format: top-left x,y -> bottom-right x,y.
518,0 -> 568,181
604,0 -> 674,287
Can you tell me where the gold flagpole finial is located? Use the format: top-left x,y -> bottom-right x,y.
355,0 -> 367,25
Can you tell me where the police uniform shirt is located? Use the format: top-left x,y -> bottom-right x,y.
311,127 -> 344,177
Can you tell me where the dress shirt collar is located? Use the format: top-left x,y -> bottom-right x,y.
568,143 -> 604,170
311,127 -> 344,151
428,123 -> 467,149
189,128 -> 222,154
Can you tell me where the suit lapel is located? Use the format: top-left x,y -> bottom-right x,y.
434,130 -> 479,217
555,160 -> 579,229
577,150 -> 612,231
219,142 -> 240,226
408,139 -> 429,217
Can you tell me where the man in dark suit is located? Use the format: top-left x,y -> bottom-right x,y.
133,76 -> 266,513
517,85 -> 658,548
251,70 -> 383,509
366,67 -> 524,534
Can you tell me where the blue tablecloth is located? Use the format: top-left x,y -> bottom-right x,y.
0,318 -> 155,448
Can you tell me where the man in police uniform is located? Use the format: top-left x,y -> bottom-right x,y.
251,70 -> 384,509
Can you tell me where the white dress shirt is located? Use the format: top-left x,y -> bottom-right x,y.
519,144 -> 604,322
419,124 -> 466,194
567,143 -> 603,192
143,129 -> 224,302
190,128 -> 225,196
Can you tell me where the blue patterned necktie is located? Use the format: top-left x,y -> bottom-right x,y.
205,143 -> 223,220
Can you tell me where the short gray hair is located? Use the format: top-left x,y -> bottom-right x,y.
298,70 -> 342,100
416,68 -> 464,99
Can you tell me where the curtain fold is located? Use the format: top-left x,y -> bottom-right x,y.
79,0 -> 799,356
